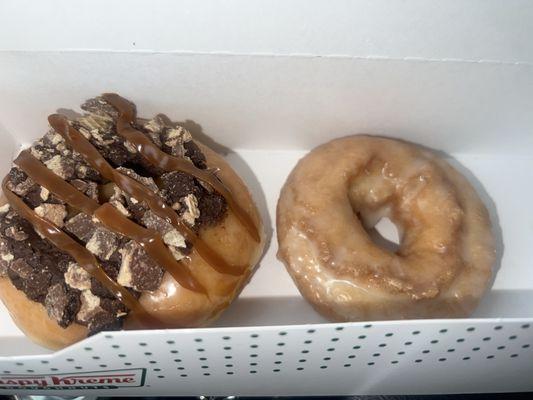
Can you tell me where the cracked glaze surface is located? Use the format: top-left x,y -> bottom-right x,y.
277,136 -> 496,321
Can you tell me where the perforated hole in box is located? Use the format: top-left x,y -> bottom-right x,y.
0,320 -> 531,393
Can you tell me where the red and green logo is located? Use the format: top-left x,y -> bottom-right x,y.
0,368 -> 146,390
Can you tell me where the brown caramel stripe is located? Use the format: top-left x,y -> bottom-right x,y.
102,93 -> 260,243
15,150 -> 99,215
48,114 -> 244,276
1,176 -> 160,327
94,203 -> 206,294
14,150 -> 205,294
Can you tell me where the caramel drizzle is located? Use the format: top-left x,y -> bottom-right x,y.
14,150 -> 205,294
102,93 -> 260,243
1,177 -> 160,327
48,114 -> 244,276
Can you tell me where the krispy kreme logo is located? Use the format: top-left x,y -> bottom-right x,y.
0,368 -> 146,390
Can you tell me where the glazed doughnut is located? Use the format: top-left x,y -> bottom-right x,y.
0,94 -> 264,349
277,136 -> 495,321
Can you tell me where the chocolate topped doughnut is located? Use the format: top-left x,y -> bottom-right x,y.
0,94 -> 264,349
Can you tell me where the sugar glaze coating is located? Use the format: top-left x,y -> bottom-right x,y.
277,136 -> 495,321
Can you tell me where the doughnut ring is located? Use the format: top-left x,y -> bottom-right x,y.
277,135 -> 496,321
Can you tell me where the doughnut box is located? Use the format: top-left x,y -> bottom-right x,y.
0,0 -> 532,396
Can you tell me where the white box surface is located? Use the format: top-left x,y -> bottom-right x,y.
0,0 -> 532,396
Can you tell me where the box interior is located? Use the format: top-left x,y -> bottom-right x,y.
1,0 -> 533,358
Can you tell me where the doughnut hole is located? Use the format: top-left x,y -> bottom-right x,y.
366,217 -> 400,253
347,159 -> 402,254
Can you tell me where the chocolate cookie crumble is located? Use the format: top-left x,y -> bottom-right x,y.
0,96 -> 228,334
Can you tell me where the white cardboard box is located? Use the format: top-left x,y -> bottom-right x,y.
0,0 -> 532,396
